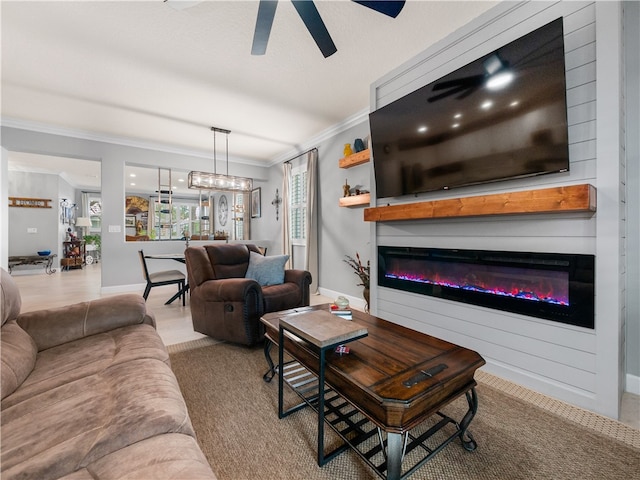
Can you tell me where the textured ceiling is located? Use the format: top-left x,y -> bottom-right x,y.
2,0 -> 496,187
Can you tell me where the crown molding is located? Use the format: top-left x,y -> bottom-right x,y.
267,107 -> 370,166
0,116 -> 267,168
1,109 -> 370,170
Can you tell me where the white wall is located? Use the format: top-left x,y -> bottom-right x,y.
7,172 -> 62,266
368,1 -> 625,418
316,122 -> 371,306
249,166 -> 285,256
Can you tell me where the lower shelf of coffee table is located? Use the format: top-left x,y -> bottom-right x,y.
280,360 -> 478,480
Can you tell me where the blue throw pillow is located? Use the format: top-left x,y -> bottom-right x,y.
245,251 -> 289,286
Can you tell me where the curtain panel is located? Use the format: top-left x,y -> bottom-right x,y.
304,150 -> 318,294
282,161 -> 292,269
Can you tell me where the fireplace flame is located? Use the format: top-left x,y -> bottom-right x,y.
385,259 -> 569,306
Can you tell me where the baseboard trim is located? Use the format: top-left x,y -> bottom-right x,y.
101,283 -> 146,294
626,373 -> 640,395
317,287 -> 366,311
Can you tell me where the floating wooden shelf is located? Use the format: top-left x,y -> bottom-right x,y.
364,184 -> 596,222
339,193 -> 371,207
339,149 -> 370,168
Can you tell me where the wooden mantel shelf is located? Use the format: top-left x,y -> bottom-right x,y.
364,184 -> 596,222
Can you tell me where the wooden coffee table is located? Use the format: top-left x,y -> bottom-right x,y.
261,304 -> 486,480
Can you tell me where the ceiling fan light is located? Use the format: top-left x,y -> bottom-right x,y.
486,70 -> 514,90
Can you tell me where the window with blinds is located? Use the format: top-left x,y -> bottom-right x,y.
290,167 -> 307,244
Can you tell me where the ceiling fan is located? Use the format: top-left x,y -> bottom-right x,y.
426,21 -> 564,103
426,55 -> 504,104
251,0 -> 406,58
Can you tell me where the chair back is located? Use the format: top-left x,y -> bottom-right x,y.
138,250 -> 151,282
204,244 -> 260,279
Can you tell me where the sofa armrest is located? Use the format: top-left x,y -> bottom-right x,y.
16,294 -> 156,351
185,246 -> 215,288
284,269 -> 312,305
195,278 -> 262,302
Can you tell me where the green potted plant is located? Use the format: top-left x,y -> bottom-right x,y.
83,234 -> 101,248
83,234 -> 101,264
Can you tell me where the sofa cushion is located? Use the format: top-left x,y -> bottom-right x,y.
57,433 -> 217,480
1,357 -> 194,480
262,282 -> 302,313
17,294 -> 155,352
205,243 -> 252,279
1,323 -> 168,409
245,252 -> 289,286
1,321 -> 37,400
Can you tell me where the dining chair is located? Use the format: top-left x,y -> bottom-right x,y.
138,250 -> 186,306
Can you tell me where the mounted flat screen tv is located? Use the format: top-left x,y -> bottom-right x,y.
370,18 -> 569,199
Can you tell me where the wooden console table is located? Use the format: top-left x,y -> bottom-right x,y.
8,255 -> 57,274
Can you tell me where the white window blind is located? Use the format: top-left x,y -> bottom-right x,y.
290,167 -> 307,245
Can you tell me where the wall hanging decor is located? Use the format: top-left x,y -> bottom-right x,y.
251,187 -> 261,218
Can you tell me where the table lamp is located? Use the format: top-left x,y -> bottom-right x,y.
75,217 -> 92,238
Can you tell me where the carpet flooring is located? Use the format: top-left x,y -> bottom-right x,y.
169,342 -> 639,480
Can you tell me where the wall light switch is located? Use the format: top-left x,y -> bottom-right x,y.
27,227 -> 37,234
108,225 -> 122,233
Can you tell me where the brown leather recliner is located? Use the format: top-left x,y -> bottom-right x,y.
185,244 -> 312,346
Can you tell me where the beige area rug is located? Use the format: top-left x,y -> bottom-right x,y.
170,341 -> 639,480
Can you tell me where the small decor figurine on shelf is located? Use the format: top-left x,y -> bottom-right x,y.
354,138 -> 365,152
343,143 -> 353,157
66,227 -> 77,242
343,179 -> 351,197
344,253 -> 371,312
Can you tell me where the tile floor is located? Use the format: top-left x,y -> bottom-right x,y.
8,263 -> 639,430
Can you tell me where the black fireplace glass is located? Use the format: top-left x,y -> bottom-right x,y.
378,247 -> 594,328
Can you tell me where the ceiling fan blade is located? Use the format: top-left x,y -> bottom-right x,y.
251,0 -> 278,55
291,0 -> 337,58
431,75 -> 485,92
427,84 -> 470,103
351,0 -> 405,18
456,84 -> 482,100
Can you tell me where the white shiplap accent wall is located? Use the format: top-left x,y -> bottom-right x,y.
369,1 -> 624,418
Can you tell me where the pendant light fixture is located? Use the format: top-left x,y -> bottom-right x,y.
188,127 -> 253,192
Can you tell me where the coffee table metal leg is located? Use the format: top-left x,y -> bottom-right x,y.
278,326 -> 285,418
262,340 -> 276,382
459,387 -> 479,451
387,432 -> 404,480
317,347 -> 326,466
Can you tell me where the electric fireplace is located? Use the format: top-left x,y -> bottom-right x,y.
378,247 -> 595,328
